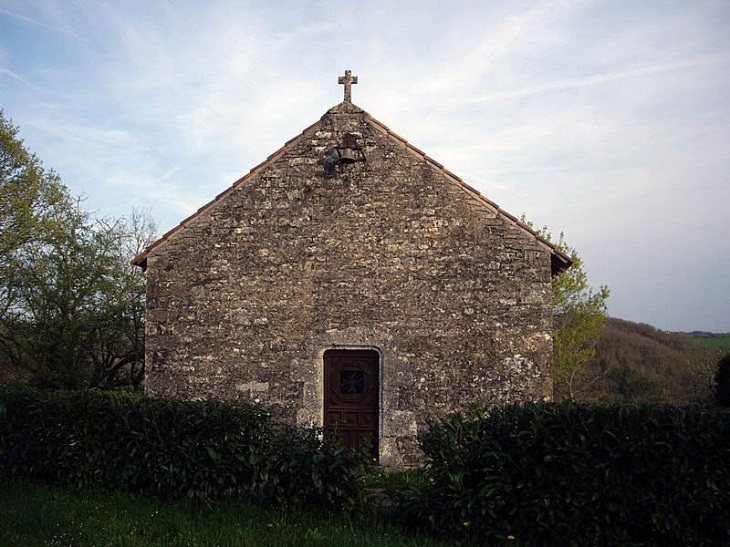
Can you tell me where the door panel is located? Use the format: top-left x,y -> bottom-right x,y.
324,350 -> 379,461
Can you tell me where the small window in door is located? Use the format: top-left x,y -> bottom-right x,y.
340,370 -> 365,394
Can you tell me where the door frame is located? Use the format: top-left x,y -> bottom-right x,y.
322,347 -> 382,459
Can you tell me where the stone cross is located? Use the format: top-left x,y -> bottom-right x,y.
338,70 -> 358,103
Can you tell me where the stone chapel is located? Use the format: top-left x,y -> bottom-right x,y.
132,71 -> 571,468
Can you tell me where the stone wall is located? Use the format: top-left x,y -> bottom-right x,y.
143,102 -> 554,468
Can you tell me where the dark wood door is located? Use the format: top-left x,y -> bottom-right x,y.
324,350 -> 379,460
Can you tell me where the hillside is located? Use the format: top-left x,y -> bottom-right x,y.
573,317 -> 721,403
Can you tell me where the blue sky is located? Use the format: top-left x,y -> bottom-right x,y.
1,0 -> 729,332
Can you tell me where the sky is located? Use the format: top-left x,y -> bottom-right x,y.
0,0 -> 728,332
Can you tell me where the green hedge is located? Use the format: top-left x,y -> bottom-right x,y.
0,388 -> 365,509
405,402 -> 730,545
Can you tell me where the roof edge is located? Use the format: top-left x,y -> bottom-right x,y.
131,116 -> 325,268
362,112 -> 573,276
133,102 -> 573,277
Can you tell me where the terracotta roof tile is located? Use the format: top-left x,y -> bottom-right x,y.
406,143 -> 427,157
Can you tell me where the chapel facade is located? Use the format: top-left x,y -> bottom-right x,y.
133,71 -> 570,468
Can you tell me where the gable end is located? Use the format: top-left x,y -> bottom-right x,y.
133,102 -> 572,276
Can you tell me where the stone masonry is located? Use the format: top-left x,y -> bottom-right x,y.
134,72 -> 570,468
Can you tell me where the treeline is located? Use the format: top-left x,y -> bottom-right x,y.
0,110 -> 154,390
572,317 -> 719,403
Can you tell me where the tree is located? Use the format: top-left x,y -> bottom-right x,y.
550,233 -> 610,399
0,110 -> 155,389
0,110 -> 68,259
0,109 -> 77,377
89,210 -> 156,388
520,216 -> 610,400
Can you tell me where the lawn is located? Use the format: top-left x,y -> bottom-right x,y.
0,480 -> 446,547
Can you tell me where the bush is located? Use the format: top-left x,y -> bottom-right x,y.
0,388 -> 365,509
715,353 -> 730,407
404,402 -> 730,545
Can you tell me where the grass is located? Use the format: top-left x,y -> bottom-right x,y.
682,333 -> 730,352
360,467 -> 427,490
0,480 -> 446,547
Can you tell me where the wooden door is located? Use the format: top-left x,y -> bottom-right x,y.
324,350 -> 379,460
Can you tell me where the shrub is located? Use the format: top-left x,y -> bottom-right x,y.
715,353 -> 730,407
404,402 -> 730,545
0,387 -> 365,509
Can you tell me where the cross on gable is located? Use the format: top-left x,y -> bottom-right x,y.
338,70 -> 358,103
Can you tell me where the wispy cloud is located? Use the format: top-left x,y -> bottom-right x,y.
157,168 -> 180,183
0,6 -> 89,42
273,21 -> 334,40
60,124 -> 130,145
0,67 -> 40,90
417,0 -> 589,96
463,53 -> 730,104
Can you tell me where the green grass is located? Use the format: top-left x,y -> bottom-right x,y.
682,334 -> 730,352
0,480 -> 446,547
360,467 -> 427,490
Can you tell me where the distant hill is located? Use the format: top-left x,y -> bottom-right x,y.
572,317 -> 721,403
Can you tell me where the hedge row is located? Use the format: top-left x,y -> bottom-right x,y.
405,402 -> 730,545
0,388 -> 365,509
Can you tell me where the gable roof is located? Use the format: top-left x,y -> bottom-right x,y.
132,101 -> 572,275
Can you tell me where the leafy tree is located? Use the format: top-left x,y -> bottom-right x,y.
0,110 -> 155,389
0,109 -> 76,376
8,209 -> 154,389
715,353 -> 730,407
551,233 -> 610,399
5,202 -> 105,387
0,110 -> 68,259
520,216 -> 610,400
